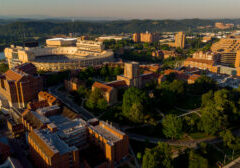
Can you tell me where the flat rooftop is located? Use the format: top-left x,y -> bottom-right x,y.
35,129 -> 77,155
90,125 -> 121,145
46,38 -> 77,41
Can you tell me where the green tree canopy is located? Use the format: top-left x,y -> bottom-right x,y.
122,87 -> 148,123
188,150 -> 208,168
142,142 -> 173,168
162,114 -> 183,139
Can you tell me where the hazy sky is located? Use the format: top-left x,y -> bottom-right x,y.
1,0 -> 240,19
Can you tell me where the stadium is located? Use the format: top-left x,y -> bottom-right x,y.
4,38 -> 114,71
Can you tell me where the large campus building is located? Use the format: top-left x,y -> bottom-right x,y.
4,38 -> 114,71
92,62 -> 158,105
133,32 -> 160,43
211,38 -> 240,67
183,50 -> 240,76
215,22 -> 234,30
0,63 -> 42,108
175,32 -> 186,49
21,92 -> 129,168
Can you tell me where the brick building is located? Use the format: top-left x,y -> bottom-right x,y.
158,69 -> 201,84
117,62 -> 157,88
152,50 -> 178,59
92,82 -> 121,105
22,92 -> 129,168
64,78 -> 86,92
133,32 -> 160,43
88,121 -> 129,168
0,63 -> 42,108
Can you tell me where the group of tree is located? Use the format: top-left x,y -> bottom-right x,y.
122,87 -> 150,123
198,89 -> 240,135
142,142 -> 173,168
189,75 -> 217,95
99,65 -> 123,81
155,79 -> 185,109
85,88 -> 108,111
78,65 -> 123,85
0,63 -> 8,73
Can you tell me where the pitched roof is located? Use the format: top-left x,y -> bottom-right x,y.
106,80 -> 127,88
5,70 -> 26,81
15,63 -> 37,75
92,82 -> 113,93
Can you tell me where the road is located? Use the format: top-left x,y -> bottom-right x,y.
48,85 -> 95,120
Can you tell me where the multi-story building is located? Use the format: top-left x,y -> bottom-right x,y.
91,81 -> 126,105
152,50 -> 178,59
192,51 -> 220,62
175,32 -> 186,49
211,38 -> 240,67
0,63 -> 42,108
76,39 -> 104,53
132,32 -> 159,43
215,22 -> 234,29
158,69 -> 201,84
92,62 -> 158,105
88,121 -> 129,168
64,78 -> 86,92
117,62 -> 157,88
132,33 -> 141,43
22,92 -> 129,168
46,38 -> 77,47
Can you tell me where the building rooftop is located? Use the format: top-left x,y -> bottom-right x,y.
36,105 -> 60,116
92,82 -> 113,93
105,80 -> 127,88
46,38 -> 77,41
185,58 -> 215,65
38,91 -> 57,105
90,125 -> 121,145
34,129 -> 77,155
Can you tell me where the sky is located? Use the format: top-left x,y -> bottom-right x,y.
0,0 -> 240,19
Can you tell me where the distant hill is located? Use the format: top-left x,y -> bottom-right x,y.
0,18 -> 240,37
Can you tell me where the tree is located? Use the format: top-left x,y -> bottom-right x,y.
0,63 -> 8,73
113,66 -> 122,76
142,142 -> 173,168
220,129 -> 235,148
122,87 -> 148,123
169,80 -> 185,96
192,76 -> 216,94
137,152 -> 142,160
100,65 -> 108,77
77,85 -> 87,97
198,103 -> 227,135
162,114 -> 183,139
188,150 -> 208,168
129,103 -> 144,123
97,98 -> 108,111
86,88 -> 105,110
220,129 -> 240,150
